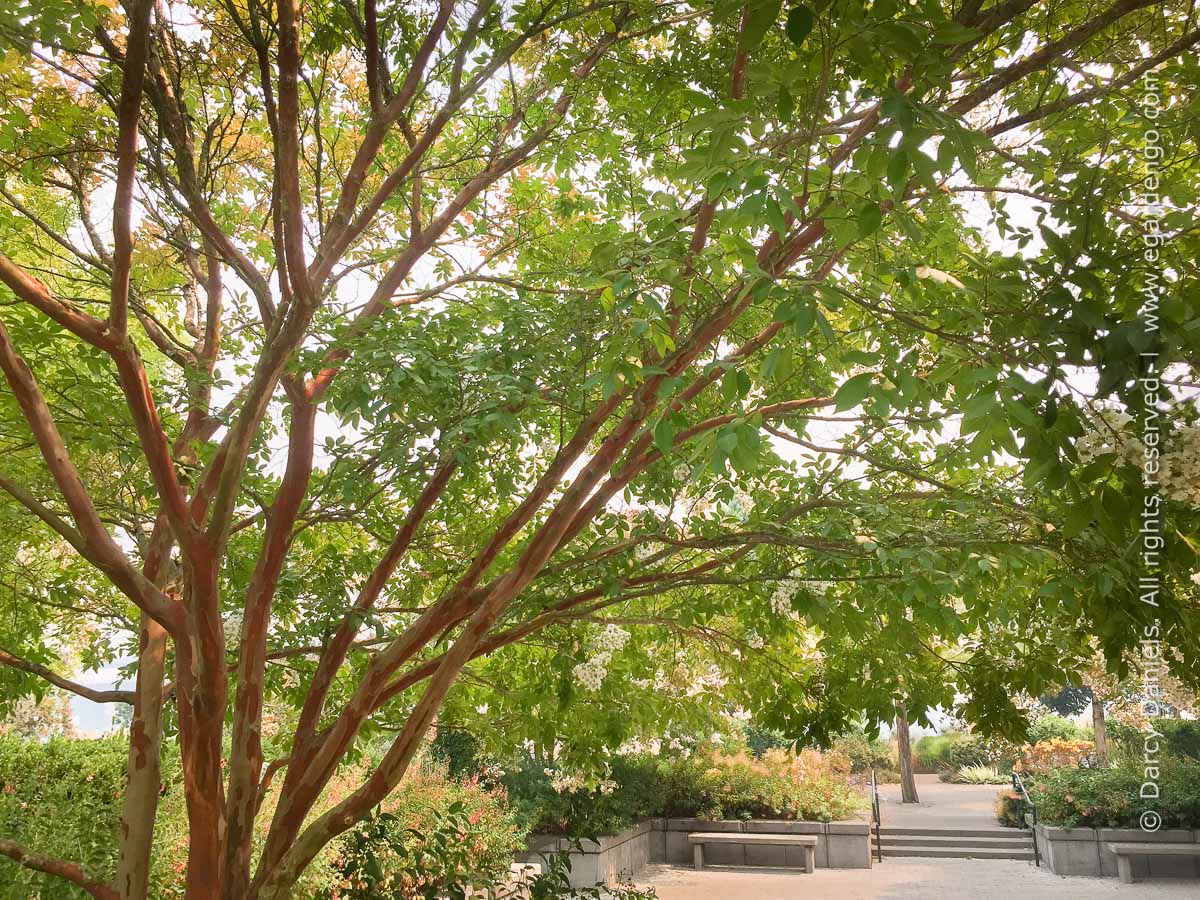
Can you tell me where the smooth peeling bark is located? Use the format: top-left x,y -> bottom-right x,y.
222,398 -> 316,899
115,613 -> 168,900
175,552 -> 228,900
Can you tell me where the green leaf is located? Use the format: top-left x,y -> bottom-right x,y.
1062,500 -> 1095,538
833,372 -> 874,411
654,417 -> 675,455
857,202 -> 883,237
744,0 -> 783,50
785,5 -> 815,46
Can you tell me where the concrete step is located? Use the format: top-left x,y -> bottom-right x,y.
875,826 -> 1027,839
879,846 -> 1036,860
875,834 -> 1032,849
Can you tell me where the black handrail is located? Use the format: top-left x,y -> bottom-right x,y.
870,768 -> 883,863
1010,769 -> 1040,867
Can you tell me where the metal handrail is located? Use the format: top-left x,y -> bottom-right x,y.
870,768 -> 883,863
1010,769 -> 1040,867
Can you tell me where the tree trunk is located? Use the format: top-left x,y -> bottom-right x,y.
896,710 -> 919,804
114,614 -> 168,900
1092,694 -> 1109,766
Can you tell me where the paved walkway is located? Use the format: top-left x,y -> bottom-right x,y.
875,773 -> 1005,829
634,859 -> 1200,898
633,775 -> 1197,897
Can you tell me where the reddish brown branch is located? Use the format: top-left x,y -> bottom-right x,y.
108,0 -> 154,335
0,321 -> 182,631
0,649 -> 134,704
0,840 -> 117,900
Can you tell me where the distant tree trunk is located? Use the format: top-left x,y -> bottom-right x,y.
1092,695 -> 1109,766
896,709 -> 919,804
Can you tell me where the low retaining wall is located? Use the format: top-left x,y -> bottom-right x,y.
1036,823 -> 1200,879
519,820 -> 655,887
517,818 -> 872,887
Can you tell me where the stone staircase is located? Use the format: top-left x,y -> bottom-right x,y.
872,825 -> 1035,861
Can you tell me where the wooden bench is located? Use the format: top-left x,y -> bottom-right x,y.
1106,842 -> 1200,883
687,832 -> 818,873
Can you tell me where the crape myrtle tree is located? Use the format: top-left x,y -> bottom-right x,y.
0,0 -> 1197,897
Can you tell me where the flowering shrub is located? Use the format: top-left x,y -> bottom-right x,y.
1012,738 -> 1095,774
664,749 -> 863,822
506,745 -> 863,836
326,761 -> 524,899
503,755 -> 662,837
1029,763 -> 1200,828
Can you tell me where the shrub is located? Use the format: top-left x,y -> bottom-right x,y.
913,731 -> 991,773
1026,714 -> 1087,744
1012,738 -> 1094,774
0,735 -> 515,900
427,728 -> 484,779
830,730 -> 892,774
742,723 -> 791,757
668,749 -> 863,822
504,746 -> 864,836
503,755 -> 660,838
0,734 -> 129,899
1155,720 -> 1200,761
328,769 -> 524,900
1029,762 -> 1200,829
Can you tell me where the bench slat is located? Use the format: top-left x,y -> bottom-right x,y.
1107,843 -> 1200,856
687,833 -> 818,846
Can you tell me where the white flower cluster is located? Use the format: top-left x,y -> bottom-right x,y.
573,652 -> 611,691
1077,408 -> 1200,508
685,665 -> 728,696
770,576 -> 800,617
1077,409 -> 1143,467
798,630 -> 823,663
222,610 -> 244,644
1161,425 -> 1200,508
769,575 -> 831,616
544,768 -> 586,794
617,736 -> 662,756
572,625 -> 630,692
745,630 -> 765,650
595,624 -> 631,651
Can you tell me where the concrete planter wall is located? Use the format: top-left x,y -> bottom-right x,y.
517,820 -> 655,887
518,818 -> 872,887
1036,823 -> 1200,879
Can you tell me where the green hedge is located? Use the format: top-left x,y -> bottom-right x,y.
0,735 -> 129,899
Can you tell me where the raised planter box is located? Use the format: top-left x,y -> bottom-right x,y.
517,818 -> 872,887
1036,823 -> 1200,879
